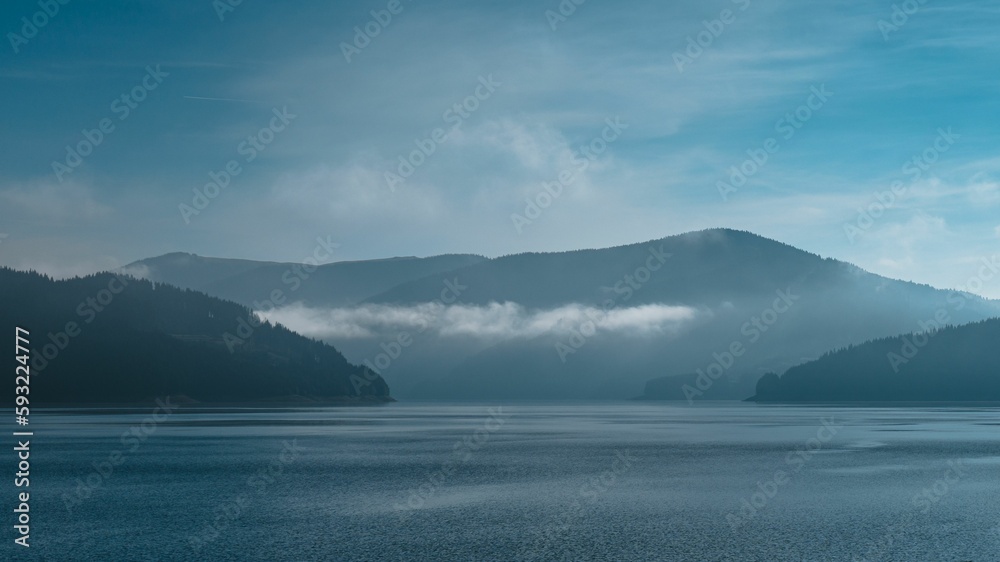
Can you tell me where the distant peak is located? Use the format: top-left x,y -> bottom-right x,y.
690,227 -> 762,238
146,252 -> 198,260
647,228 -> 774,247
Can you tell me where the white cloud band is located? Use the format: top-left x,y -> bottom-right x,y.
259,301 -> 698,341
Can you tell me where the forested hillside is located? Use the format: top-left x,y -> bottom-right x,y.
1,267 -> 391,404
751,319 -> 1000,402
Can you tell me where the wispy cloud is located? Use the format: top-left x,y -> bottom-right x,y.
0,181 -> 111,221
260,302 -> 699,341
3,0 -> 1000,297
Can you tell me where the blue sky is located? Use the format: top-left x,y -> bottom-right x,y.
2,0 -> 999,297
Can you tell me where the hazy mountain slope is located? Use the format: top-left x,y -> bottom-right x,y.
125,252 -> 282,290
366,229 -> 826,307
122,230 -> 1000,401
127,252 -> 487,308
0,267 -> 390,404
364,229 -> 991,316
750,318 -> 1000,402
352,229 -> 1000,400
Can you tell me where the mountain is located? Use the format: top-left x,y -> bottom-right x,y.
123,229 -> 1000,401
0,267 -> 391,404
354,229 -> 1000,400
749,318 -> 1000,402
366,228 -> 821,307
126,252 -> 486,309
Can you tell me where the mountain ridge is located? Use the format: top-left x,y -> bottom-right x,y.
750,318 -> 1000,402
126,252 -> 488,309
120,229 -> 1000,401
0,267 -> 392,405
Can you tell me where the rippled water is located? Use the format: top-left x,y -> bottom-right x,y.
12,403 -> 1000,561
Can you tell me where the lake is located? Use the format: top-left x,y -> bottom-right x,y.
16,403 -> 1000,561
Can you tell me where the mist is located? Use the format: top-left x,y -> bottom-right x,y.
259,301 -> 700,341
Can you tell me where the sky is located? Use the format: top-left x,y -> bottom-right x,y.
1,0 -> 999,297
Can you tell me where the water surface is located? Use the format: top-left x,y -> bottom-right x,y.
15,403 -> 1000,561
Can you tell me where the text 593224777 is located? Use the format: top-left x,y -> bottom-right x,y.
13,326 -> 32,548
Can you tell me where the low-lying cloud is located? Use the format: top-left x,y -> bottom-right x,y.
259,302 -> 698,341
